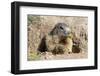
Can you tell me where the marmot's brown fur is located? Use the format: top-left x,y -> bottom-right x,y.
38,23 -> 72,55
45,35 -> 66,55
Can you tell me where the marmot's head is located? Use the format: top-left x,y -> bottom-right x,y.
50,23 -> 71,37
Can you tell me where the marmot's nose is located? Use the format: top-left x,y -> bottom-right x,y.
64,31 -> 68,36
64,31 -> 71,37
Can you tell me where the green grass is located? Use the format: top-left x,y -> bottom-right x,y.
28,51 -> 41,61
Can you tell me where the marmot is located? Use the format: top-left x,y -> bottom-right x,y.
38,23 -> 71,54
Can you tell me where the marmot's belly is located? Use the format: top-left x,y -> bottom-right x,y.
65,38 -> 73,52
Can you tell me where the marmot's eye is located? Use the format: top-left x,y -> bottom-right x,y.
60,26 -> 64,30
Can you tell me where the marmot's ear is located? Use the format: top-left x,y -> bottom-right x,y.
38,36 -> 47,52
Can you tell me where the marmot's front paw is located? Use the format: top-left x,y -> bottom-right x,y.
51,45 -> 65,55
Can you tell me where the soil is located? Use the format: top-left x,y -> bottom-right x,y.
39,52 -> 87,60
